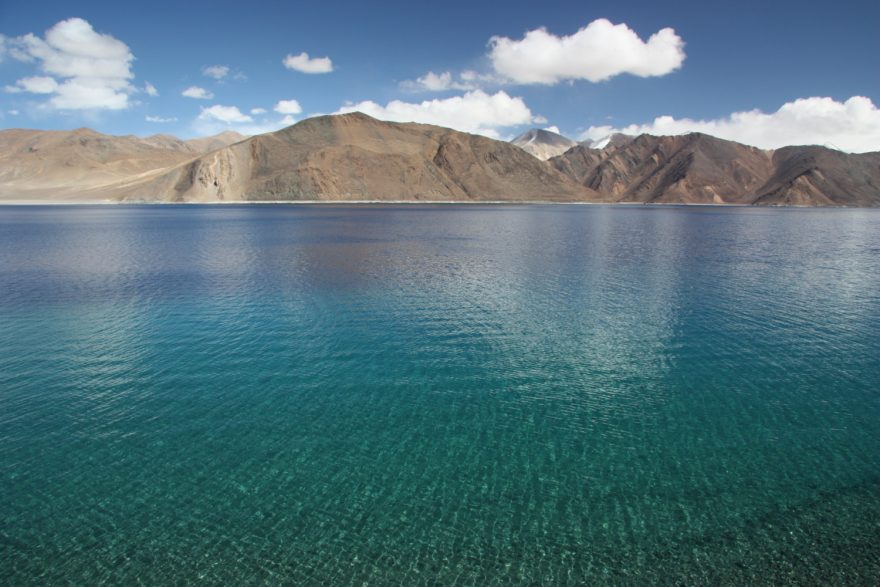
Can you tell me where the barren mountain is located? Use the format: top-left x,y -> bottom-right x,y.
0,128 -> 246,200
139,131 -> 244,154
754,147 -> 880,206
183,131 -> 246,154
2,119 -> 878,205
113,113 -> 595,202
511,128 -> 578,161
551,133 -> 775,204
550,133 -> 880,206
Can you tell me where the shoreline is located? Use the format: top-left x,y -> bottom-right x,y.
0,199 -> 851,208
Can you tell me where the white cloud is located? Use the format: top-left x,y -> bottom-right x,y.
8,109 -> 19,116
4,85 -> 23,93
144,82 -> 158,96
146,115 -> 177,123
193,111 -> 291,137
283,52 -> 333,74
335,90 -> 537,138
52,79 -> 130,110
417,71 -> 459,91
489,18 -> 685,85
273,99 -> 302,115
194,120 -> 291,137
182,86 -> 214,99
3,31 -> 32,63
544,126 -> 561,135
579,96 -> 880,153
3,17 -> 136,110
401,71 -> 476,92
202,65 -> 230,79
13,76 -> 59,93
192,103 -> 301,137
401,70 -> 501,93
199,105 -> 253,124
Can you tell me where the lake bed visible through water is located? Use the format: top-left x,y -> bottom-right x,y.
1,204 -> 879,584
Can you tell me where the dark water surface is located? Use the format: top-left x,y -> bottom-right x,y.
1,204 -> 879,584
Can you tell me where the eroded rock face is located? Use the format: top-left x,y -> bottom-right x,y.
753,147 -> 880,206
551,133 -> 776,204
550,133 -> 880,206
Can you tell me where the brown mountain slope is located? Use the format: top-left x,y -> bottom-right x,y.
0,128 -> 246,200
0,128 -> 195,199
551,133 -> 775,204
138,133 -> 193,152
113,113 -> 596,202
3,121 -> 878,205
183,131 -> 246,154
551,133 -> 880,206
754,147 -> 880,206
140,131 -> 245,154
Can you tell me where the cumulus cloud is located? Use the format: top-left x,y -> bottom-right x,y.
417,72 -> 462,91
335,90 -> 537,138
8,76 -> 58,93
401,70 -> 501,93
199,104 -> 252,124
202,65 -> 229,80
273,99 -> 302,115
2,17 -> 136,110
182,86 -> 213,99
145,115 -> 177,123
283,52 -> 333,74
144,81 -> 158,96
401,71 -> 476,92
489,18 -> 685,85
579,96 -> 880,153
192,104 -> 296,137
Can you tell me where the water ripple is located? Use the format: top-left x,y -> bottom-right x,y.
1,204 -> 879,584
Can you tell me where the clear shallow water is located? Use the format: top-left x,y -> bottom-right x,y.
1,204 -> 879,585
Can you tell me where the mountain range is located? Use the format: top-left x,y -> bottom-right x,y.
1,114 -> 878,206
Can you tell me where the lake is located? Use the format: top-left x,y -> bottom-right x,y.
1,204 -> 879,584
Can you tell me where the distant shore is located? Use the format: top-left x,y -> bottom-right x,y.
0,199 -> 838,208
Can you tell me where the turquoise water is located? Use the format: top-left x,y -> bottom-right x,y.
1,204 -> 879,584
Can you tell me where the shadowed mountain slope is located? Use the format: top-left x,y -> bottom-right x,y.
754,147 -> 880,206
551,133 -> 775,204
550,133 -> 880,206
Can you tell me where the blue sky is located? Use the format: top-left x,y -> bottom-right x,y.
2,0 -> 879,150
